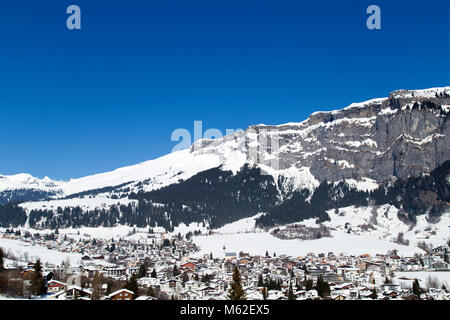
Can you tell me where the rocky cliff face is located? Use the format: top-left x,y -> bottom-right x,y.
194,87 -> 450,185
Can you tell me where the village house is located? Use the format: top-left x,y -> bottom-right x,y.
66,286 -> 92,300
107,289 -> 134,300
47,279 -> 67,293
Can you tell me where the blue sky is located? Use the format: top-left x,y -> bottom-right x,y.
0,0 -> 449,180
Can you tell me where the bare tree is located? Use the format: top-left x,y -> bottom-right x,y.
426,276 -> 440,289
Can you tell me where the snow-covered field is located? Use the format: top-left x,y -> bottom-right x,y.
191,207 -> 450,258
192,231 -> 422,258
0,238 -> 81,265
214,213 -> 264,234
57,225 -> 147,240
305,205 -> 450,249
20,196 -> 137,213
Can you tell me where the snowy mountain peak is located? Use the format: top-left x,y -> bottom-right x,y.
1,86 -> 449,205
0,173 -> 61,192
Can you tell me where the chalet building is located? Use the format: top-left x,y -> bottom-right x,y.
135,295 -> 157,300
380,283 -> 400,292
225,252 -> 237,259
47,280 -> 67,293
107,289 -> 134,300
104,267 -> 126,278
430,261 -> 449,271
184,280 -> 200,291
160,278 -> 182,295
179,289 -> 199,300
66,286 -> 92,300
180,262 -> 196,272
383,291 -> 399,298
198,285 -> 218,298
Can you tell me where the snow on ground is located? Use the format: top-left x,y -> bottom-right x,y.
58,225 -> 152,241
409,213 -> 450,246
60,148 -> 224,195
191,206 -> 449,258
323,205 -> 410,240
322,205 -> 450,247
260,165 -> 320,196
0,294 -> 56,300
393,272 -> 450,289
214,213 -> 263,234
191,231 -> 421,258
0,295 -> 22,300
0,238 -> 81,265
392,86 -> 450,99
170,222 -> 210,236
20,196 -> 137,212
3,258 -> 28,269
342,177 -> 379,192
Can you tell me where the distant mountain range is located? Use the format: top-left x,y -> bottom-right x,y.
1,87 -> 449,238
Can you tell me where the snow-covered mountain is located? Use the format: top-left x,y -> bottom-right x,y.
1,87 -> 449,242
0,173 -> 60,192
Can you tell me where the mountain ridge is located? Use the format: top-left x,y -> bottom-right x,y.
1,85 -> 449,198
0,86 -> 449,236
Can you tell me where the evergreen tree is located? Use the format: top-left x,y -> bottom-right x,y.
151,268 -> 157,278
257,274 -> 264,287
172,265 -> 180,277
315,276 -> 330,298
305,279 -> 314,291
371,287 -> 378,300
30,259 -> 47,296
124,273 -> 139,299
287,282 -> 296,300
91,271 -> 103,300
412,279 -> 421,296
138,264 -> 147,278
201,273 -> 210,283
182,272 -> 189,286
147,286 -> 155,297
105,281 -> 112,296
0,247 -> 3,272
228,267 -> 246,300
262,287 -> 268,300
